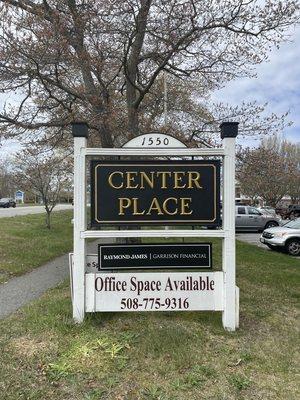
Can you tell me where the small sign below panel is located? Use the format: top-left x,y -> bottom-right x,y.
85,272 -> 223,312
98,243 -> 212,270
69,253 -> 99,273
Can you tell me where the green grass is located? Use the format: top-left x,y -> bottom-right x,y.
0,238 -> 299,399
0,210 -> 73,283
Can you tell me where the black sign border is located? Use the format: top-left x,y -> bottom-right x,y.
97,242 -> 212,271
90,160 -> 221,227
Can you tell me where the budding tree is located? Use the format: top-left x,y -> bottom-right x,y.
12,146 -> 72,228
0,158 -> 16,198
0,0 -> 298,147
237,139 -> 299,206
262,135 -> 300,203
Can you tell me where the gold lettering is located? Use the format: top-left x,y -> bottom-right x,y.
181,198 -> 193,215
162,197 -> 178,215
146,197 -> 163,215
126,172 -> 138,189
132,198 -> 145,215
156,171 -> 172,189
108,171 -> 123,189
174,172 -> 186,189
118,198 -> 132,215
188,171 -> 202,189
140,172 -> 154,189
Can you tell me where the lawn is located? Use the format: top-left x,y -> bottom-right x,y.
0,238 -> 299,399
0,210 -> 73,283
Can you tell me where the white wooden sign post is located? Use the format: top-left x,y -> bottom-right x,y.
71,122 -> 239,331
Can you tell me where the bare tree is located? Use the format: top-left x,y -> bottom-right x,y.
122,0 -> 299,135
12,146 -> 72,228
127,76 -> 291,147
0,0 -> 299,147
262,135 -> 300,203
237,144 -> 296,207
0,157 -> 16,197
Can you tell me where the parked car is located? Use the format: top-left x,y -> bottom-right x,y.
257,206 -> 277,216
260,218 -> 300,256
0,198 -> 16,208
235,205 -> 280,232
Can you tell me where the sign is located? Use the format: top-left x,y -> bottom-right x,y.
98,243 -> 212,270
123,133 -> 186,148
15,190 -> 24,202
85,272 -> 223,312
71,122 -> 239,330
91,160 -> 220,226
69,253 -> 99,274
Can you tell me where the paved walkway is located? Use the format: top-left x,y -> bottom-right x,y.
0,239 -> 109,319
0,204 -> 73,218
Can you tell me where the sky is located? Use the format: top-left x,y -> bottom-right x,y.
0,24 -> 299,157
213,25 -> 300,147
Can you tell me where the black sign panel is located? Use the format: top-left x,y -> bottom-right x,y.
91,160 -> 220,226
98,243 -> 212,270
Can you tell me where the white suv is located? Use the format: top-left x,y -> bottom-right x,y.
260,218 -> 300,256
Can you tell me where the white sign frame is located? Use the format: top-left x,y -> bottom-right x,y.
72,129 -> 239,331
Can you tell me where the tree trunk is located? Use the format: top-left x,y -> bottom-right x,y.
126,77 -> 140,137
125,0 -> 151,137
93,101 -> 114,148
99,119 -> 114,148
127,105 -> 139,137
45,210 -> 51,229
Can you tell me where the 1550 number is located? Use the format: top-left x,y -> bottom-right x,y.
141,136 -> 169,146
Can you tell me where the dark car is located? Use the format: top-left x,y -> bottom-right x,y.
0,198 -> 16,208
276,204 -> 300,220
287,204 -> 300,219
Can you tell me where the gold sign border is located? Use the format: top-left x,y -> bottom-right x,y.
94,163 -> 218,224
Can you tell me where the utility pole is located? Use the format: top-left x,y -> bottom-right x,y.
163,71 -> 168,127
163,71 -> 169,234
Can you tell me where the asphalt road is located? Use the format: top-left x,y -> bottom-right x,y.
0,203 -> 73,218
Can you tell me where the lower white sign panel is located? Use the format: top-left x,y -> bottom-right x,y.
85,272 -> 223,312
